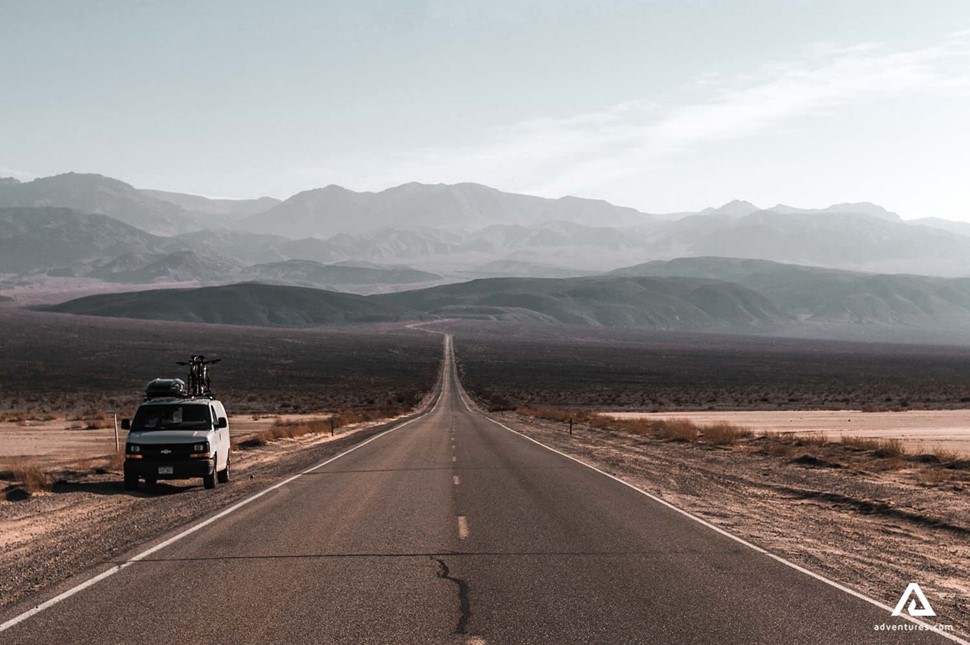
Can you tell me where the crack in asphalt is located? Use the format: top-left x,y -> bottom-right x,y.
432,556 -> 471,635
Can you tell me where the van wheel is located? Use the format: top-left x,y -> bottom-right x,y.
217,456 -> 231,483
203,469 -> 216,489
145,478 -> 157,486
124,473 -> 139,491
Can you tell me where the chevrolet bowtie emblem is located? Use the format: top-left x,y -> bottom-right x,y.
160,449 -> 172,455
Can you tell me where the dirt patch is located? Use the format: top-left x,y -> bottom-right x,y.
492,410 -> 970,636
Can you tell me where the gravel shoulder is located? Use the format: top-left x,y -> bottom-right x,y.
491,411 -> 970,637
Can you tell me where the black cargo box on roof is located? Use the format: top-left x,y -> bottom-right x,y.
145,378 -> 187,400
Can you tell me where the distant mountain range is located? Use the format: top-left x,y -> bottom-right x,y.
0,206 -> 443,290
0,174 -> 279,235
4,171 -> 970,300
0,207 -> 179,273
43,257 -> 970,343
236,182 -> 649,237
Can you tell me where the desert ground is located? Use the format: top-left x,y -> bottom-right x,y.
452,321 -> 970,411
606,409 -> 970,457
0,305 -> 441,418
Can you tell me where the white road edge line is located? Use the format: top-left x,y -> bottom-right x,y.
448,350 -> 967,645
1,339 -> 451,635
457,515 -> 470,540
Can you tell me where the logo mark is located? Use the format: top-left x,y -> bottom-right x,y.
160,449 -> 172,455
892,583 -> 936,618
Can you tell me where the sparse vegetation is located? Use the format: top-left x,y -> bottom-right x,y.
932,445 -> 960,464
8,460 -> 52,493
514,406 -> 968,480
241,400 -> 422,447
652,418 -> 699,442
872,438 -> 905,458
840,435 -> 882,451
515,408 -> 749,445
702,422 -> 754,446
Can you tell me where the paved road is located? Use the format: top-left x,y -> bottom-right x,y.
1,335 -> 958,643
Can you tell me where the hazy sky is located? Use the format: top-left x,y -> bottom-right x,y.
2,0 -> 969,219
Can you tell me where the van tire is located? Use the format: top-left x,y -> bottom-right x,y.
203,469 -> 216,489
124,474 -> 139,491
145,478 -> 157,486
217,456 -> 231,483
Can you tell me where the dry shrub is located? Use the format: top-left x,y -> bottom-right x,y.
333,407 -> 401,428
517,408 -> 703,443
602,417 -> 656,435
654,418 -> 700,443
255,403 -> 414,445
83,412 -> 113,430
841,435 -> 881,452
263,418 -> 331,441
840,435 -> 905,458
702,422 -> 753,446
873,438 -> 905,458
9,460 -> 51,492
516,407 -> 592,424
793,433 -> 828,447
932,445 -> 960,463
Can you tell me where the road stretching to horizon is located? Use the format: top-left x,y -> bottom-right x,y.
0,335 -> 956,644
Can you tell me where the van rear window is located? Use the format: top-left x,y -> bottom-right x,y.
132,405 -> 212,431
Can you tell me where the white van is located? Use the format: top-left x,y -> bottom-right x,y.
122,378 -> 231,491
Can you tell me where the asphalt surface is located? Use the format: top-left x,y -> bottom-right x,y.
0,335 -> 958,644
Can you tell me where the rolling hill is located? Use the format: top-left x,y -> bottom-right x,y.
373,276 -> 786,328
46,283 -> 406,327
612,257 -> 970,326
46,275 -> 788,332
